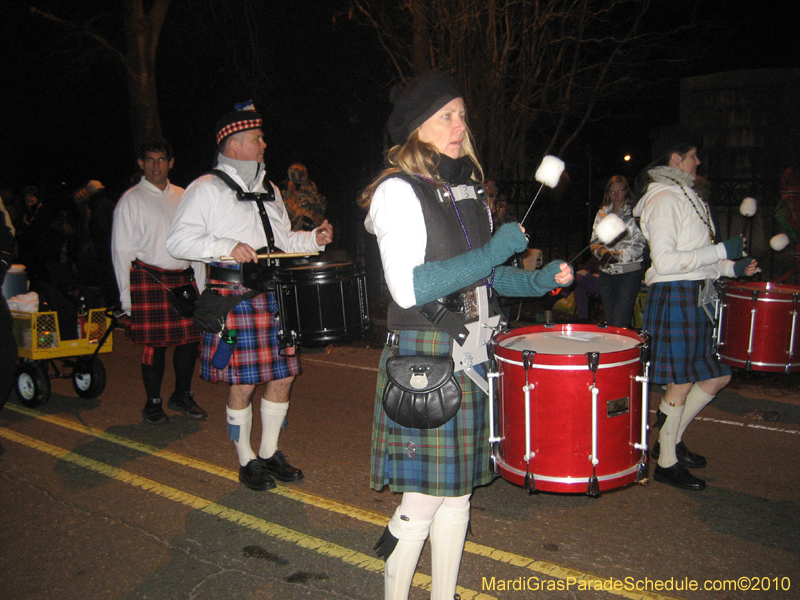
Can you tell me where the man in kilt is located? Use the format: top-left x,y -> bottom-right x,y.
634,127 -> 757,490
167,102 -> 333,491
112,138 -> 207,423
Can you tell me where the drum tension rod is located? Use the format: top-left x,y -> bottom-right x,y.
522,350 -> 537,495
586,352 -> 601,498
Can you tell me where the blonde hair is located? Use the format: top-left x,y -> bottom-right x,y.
358,127 -> 484,210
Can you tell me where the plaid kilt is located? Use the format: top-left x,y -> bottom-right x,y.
642,280 -> 730,384
369,329 -> 493,497
129,260 -> 201,348
200,279 -> 301,384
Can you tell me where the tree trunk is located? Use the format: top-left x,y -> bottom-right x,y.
123,0 -> 171,149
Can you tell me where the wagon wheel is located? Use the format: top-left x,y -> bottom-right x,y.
72,357 -> 107,399
15,360 -> 51,408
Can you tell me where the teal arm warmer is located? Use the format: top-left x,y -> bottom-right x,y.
412,223 -> 527,305
492,261 -> 564,298
733,257 -> 752,277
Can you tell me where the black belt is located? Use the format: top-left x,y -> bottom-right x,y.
208,265 -> 243,284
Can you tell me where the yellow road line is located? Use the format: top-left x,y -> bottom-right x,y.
3,404 -> 680,600
0,427 -> 493,600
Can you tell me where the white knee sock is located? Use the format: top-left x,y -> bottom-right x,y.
676,384 -> 715,442
430,503 -> 470,600
226,405 -> 256,467
259,399 -> 288,459
384,510 -> 432,600
657,401 -> 684,468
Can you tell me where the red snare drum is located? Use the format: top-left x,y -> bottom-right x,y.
716,282 -> 800,373
491,324 -> 648,495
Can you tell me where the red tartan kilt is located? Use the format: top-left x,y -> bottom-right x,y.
199,280 -> 301,385
128,261 -> 202,346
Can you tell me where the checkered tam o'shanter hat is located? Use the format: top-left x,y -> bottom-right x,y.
215,100 -> 263,145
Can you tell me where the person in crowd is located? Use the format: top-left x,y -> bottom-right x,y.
589,175 -> 646,328
485,178 -> 514,225
359,71 -> 572,600
80,181 -> 120,307
0,218 -> 16,409
167,101 -> 333,491
0,193 -> 15,237
633,126 -> 758,491
279,162 -> 328,231
14,185 -> 55,282
112,138 -> 207,424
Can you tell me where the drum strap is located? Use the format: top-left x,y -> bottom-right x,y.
207,169 -> 276,251
418,300 -> 470,346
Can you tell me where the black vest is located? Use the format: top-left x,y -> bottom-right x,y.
385,173 -> 495,331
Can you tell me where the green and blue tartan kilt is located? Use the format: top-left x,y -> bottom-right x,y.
369,329 -> 493,497
642,280 -> 730,385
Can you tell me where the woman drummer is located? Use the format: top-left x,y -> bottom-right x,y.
359,71 -> 572,600
633,126 -> 757,491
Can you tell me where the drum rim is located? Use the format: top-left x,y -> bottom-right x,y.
492,324 -> 645,362
494,355 -> 641,369
724,291 -> 797,303
280,261 -> 356,271
493,456 -> 641,485
724,281 -> 800,296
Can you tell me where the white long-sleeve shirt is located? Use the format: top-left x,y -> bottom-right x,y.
167,163 -> 324,263
633,181 -> 735,285
112,178 -> 197,314
365,178 -> 427,308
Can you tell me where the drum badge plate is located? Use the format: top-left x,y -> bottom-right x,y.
606,397 -> 630,418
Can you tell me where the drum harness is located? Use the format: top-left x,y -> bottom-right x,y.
205,169 -> 282,292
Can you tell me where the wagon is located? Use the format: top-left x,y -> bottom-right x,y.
10,308 -> 116,407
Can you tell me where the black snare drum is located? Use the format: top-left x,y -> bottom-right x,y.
275,262 -> 370,347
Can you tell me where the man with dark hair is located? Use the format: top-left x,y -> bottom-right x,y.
112,138 -> 207,424
167,101 -> 332,491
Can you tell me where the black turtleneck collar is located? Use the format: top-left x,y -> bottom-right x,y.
437,155 -> 475,185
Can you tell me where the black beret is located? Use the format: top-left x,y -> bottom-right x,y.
387,71 -> 462,146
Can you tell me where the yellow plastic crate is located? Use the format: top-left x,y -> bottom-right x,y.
12,308 -> 113,360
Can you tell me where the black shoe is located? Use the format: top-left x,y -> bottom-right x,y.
258,450 -> 304,482
167,391 -> 208,419
239,459 -> 276,491
651,441 -> 707,469
653,463 -> 706,490
143,398 -> 169,424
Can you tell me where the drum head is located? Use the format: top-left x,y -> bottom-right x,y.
497,327 -> 640,355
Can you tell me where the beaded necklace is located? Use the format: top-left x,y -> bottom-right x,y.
664,175 -> 716,244
413,173 -> 495,287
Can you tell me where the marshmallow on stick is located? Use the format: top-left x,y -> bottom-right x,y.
595,213 -> 628,245
535,156 -> 566,189
739,197 -> 758,217
568,213 -> 628,266
521,155 -> 566,226
771,233 -> 790,252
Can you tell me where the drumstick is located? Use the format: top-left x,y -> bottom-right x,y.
219,251 -> 319,262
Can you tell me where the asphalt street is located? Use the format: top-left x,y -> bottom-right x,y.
1,326 -> 799,600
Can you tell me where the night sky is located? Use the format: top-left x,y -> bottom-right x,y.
2,1 -> 798,214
